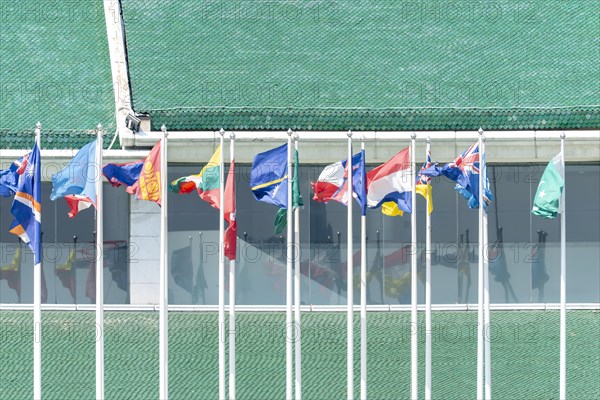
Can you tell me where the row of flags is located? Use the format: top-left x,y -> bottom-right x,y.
250,140 -> 487,226
0,138 -> 565,236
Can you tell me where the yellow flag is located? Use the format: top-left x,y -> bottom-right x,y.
381,184 -> 433,216
417,184 -> 433,215
382,201 -> 404,216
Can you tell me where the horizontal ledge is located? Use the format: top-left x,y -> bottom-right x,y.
0,149 -> 150,160
1,303 -> 598,312
126,129 -> 600,143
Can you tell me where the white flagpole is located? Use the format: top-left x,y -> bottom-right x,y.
410,133 -> 418,400
159,125 -> 169,400
425,137 -> 432,400
95,124 -> 105,400
218,128 -> 226,400
286,129 -> 293,400
229,132 -> 236,400
360,136 -> 367,400
482,134 -> 492,400
293,132 -> 302,400
476,128 -> 484,400
347,130 -> 354,400
560,132 -> 567,400
33,122 -> 42,400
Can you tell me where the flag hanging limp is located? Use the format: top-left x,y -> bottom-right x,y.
224,160 -> 237,260
532,153 -> 564,219
274,147 -> 304,234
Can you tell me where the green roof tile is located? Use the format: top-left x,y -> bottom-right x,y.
121,0 -> 600,131
0,0 -> 115,149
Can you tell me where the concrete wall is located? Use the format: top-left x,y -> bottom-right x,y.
129,197 -> 160,304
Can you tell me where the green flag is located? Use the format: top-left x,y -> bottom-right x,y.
274,149 -> 304,234
532,153 -> 564,219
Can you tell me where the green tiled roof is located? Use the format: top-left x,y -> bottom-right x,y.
1,310 -> 598,399
146,106 -> 600,132
121,0 -> 600,131
0,129 -> 112,151
0,0 -> 115,149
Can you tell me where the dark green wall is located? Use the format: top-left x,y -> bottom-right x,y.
0,310 -> 598,399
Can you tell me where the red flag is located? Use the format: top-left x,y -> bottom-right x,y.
224,161 -> 237,261
64,195 -> 94,218
134,141 -> 162,205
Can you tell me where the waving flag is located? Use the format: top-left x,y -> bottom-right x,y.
0,157 -> 24,196
102,161 -> 143,189
455,147 -> 493,209
383,145 -> 434,216
312,152 -> 362,204
312,160 -> 345,203
250,143 -> 288,208
366,146 -> 412,214
421,142 -> 493,209
10,142 -> 42,267
532,153 -> 564,219
224,160 -> 237,260
132,140 -> 162,205
50,140 -> 98,217
170,145 -> 221,209
330,150 -> 367,215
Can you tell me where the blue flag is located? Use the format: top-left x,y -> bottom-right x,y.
355,150 -> 367,215
0,160 -> 20,196
102,160 -> 144,188
10,142 -> 42,265
50,140 -> 98,217
250,143 -> 289,208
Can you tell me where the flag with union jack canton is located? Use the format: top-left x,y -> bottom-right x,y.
421,142 -> 493,210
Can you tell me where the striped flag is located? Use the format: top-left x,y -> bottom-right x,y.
367,146 -> 412,214
10,142 -> 42,267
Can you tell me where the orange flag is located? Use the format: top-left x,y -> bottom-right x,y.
132,140 -> 162,205
224,160 -> 237,261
